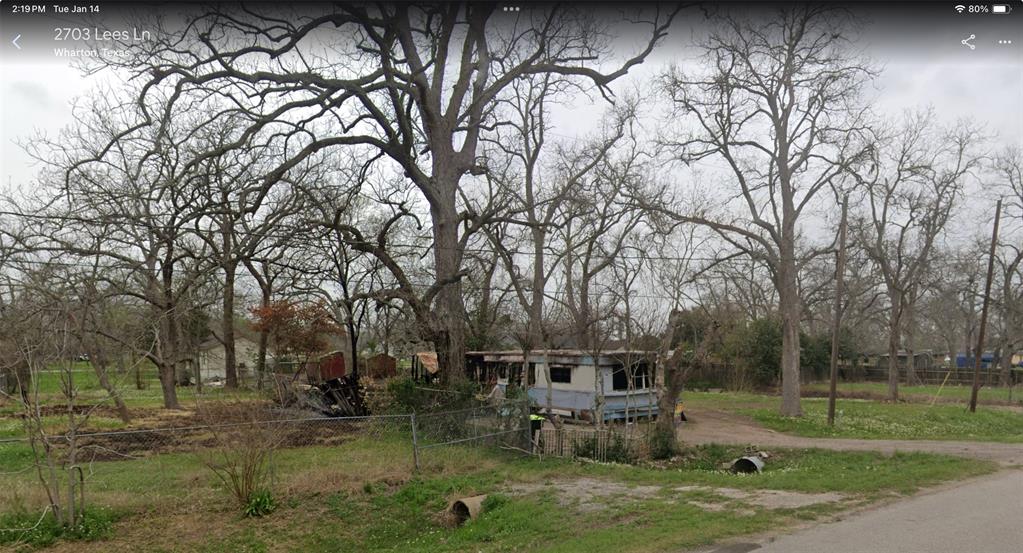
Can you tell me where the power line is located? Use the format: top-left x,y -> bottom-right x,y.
3,215 -> 785,264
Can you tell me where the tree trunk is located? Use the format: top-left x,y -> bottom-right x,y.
430,197 -> 466,386
157,252 -> 182,409
14,361 -> 31,403
86,346 -> 131,423
157,360 -> 181,410
887,304 -> 901,402
172,307 -> 191,388
653,357 -> 687,453
222,262 -> 238,388
156,325 -> 181,409
346,316 -> 359,381
778,261 -> 802,417
904,288 -> 919,386
999,345 -> 1012,387
827,196 -> 849,427
255,287 -> 270,390
158,308 -> 181,409
998,299 -> 1019,388
95,364 -> 131,423
194,345 -> 203,394
593,357 -> 605,426
542,350 -> 555,421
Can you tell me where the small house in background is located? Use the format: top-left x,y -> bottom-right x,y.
470,350 -> 658,422
954,351 -> 997,369
365,353 -> 398,379
196,336 -> 263,383
412,351 -> 440,383
307,350 -> 346,384
874,351 -> 936,371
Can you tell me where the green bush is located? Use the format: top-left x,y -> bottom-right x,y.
383,377 -> 478,413
243,489 -> 277,518
573,432 -> 635,464
0,508 -> 117,547
800,332 -> 831,381
647,428 -> 678,460
722,318 -> 782,386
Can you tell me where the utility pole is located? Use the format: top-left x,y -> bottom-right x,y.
828,196 -> 849,426
970,199 -> 1002,413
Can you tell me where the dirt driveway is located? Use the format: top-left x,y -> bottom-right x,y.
679,409 -> 1023,466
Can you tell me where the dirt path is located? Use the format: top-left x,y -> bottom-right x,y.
680,409 -> 1023,465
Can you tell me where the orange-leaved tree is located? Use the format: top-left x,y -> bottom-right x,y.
250,301 -> 341,377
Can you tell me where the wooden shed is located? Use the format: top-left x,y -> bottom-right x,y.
365,353 -> 398,379
307,350 -> 346,383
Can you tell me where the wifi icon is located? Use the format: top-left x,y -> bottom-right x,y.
955,5 -> 966,12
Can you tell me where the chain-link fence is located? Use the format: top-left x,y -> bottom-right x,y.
0,398 -> 531,535
412,399 -> 531,469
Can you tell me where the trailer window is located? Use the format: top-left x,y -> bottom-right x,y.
549,366 -> 571,383
612,362 -> 651,391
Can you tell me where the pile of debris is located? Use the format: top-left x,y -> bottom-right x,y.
283,375 -> 368,417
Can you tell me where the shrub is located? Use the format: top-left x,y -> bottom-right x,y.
243,489 -> 277,518
196,400 -> 282,512
382,377 -> 478,413
573,432 -> 635,464
722,317 -> 783,386
647,428 -> 678,460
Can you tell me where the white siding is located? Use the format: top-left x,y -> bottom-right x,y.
531,362 -> 598,393
197,338 -> 262,381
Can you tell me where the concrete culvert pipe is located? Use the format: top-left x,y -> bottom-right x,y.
449,495 -> 488,525
731,456 -> 765,474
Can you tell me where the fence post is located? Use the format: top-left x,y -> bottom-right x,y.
410,412 -> 421,472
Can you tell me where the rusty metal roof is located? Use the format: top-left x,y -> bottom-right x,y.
415,351 -> 440,374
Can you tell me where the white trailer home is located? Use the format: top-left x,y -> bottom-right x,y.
467,350 -> 659,422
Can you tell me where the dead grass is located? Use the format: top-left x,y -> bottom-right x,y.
280,465 -> 411,497
41,509 -> 242,553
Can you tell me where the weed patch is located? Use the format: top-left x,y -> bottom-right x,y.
0,508 -> 118,548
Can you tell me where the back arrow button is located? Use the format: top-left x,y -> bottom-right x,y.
12,34 -> 22,50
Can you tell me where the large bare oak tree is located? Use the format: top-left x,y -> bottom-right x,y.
106,3 -> 679,383
657,6 -> 874,415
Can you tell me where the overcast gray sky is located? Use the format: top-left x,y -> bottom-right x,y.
2,2 -> 1020,213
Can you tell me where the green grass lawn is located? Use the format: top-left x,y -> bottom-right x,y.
750,399 -> 1023,442
0,364 -> 267,428
20,363 -> 162,403
801,381 -> 1019,404
2,374 -> 1017,550
683,391 -> 1023,442
0,432 -> 997,552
